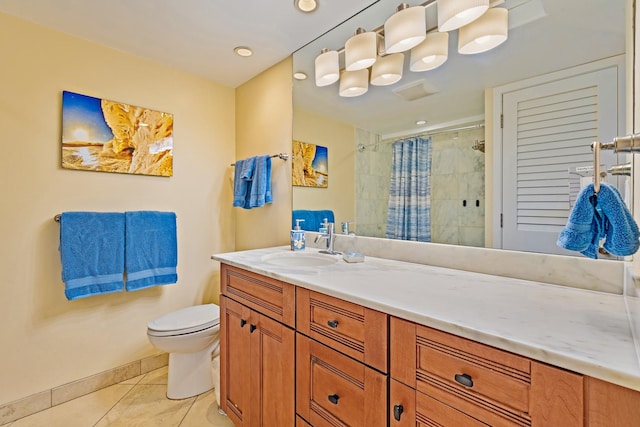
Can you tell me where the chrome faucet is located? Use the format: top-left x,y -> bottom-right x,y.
314,222 -> 341,255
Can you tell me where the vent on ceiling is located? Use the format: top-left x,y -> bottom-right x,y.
392,80 -> 439,101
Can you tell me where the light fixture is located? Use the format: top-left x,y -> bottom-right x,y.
370,53 -> 404,86
458,8 -> 508,54
314,48 -> 339,87
416,119 -> 427,125
294,0 -> 318,13
384,4 -> 426,54
410,31 -> 449,72
345,28 -> 378,71
437,0 -> 489,32
294,72 -> 308,80
339,69 -> 369,97
234,46 -> 253,57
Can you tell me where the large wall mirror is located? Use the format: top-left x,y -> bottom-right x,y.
292,0 -> 631,257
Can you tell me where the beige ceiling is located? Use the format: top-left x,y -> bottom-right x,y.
0,0 -> 379,87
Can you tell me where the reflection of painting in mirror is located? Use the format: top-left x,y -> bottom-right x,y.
292,140 -> 328,188
62,91 -> 173,177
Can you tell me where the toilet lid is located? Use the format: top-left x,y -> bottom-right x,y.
147,303 -> 220,334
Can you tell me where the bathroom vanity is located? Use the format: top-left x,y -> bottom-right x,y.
213,246 -> 640,427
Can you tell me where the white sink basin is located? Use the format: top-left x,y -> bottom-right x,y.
261,251 -> 339,267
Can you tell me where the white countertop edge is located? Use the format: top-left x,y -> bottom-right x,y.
212,247 -> 640,392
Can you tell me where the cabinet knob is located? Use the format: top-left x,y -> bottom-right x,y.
327,394 -> 339,405
393,404 -> 404,421
249,324 -> 257,333
454,373 -> 474,388
240,319 -> 247,328
327,320 -> 339,328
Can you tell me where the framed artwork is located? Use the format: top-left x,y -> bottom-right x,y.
61,91 -> 173,177
292,140 -> 328,188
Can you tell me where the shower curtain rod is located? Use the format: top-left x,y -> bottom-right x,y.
382,123 -> 485,143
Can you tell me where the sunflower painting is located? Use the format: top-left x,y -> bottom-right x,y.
292,140 -> 328,188
61,91 -> 173,177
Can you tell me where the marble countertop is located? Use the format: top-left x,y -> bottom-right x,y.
212,246 -> 640,392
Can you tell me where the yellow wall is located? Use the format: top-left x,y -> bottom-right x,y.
0,13 -> 236,404
234,59 -> 293,250
293,109 -> 356,230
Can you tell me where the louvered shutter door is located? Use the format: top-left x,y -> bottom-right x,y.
502,66 -> 619,254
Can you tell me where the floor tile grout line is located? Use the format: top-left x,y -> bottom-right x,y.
91,380 -> 144,427
177,393 -> 200,426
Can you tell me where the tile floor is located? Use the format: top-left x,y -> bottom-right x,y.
4,367 -> 235,427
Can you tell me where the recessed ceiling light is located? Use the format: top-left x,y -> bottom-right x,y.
234,46 -> 253,57
294,72 -> 308,80
416,120 -> 427,125
294,0 -> 318,13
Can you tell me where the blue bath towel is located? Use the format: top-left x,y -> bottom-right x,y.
59,212 -> 125,300
557,183 -> 639,258
249,155 -> 272,208
232,157 -> 256,209
292,210 -> 335,232
125,211 -> 177,291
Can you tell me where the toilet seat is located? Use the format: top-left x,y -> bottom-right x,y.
147,304 -> 220,337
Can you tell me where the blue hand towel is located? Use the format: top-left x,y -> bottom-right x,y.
557,183 -> 599,258
292,210 -> 335,231
59,212 -> 125,300
249,155 -> 272,208
598,183 -> 640,256
557,183 -> 639,258
232,157 -> 256,209
125,211 -> 177,291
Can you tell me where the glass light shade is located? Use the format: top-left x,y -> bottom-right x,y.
437,0 -> 489,32
410,31 -> 449,72
384,5 -> 426,54
314,49 -> 339,87
458,8 -> 508,54
294,0 -> 318,13
370,53 -> 404,86
345,29 -> 378,71
339,69 -> 369,97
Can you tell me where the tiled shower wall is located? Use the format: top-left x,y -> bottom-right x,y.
354,127 -> 485,246
355,128 -> 392,237
430,128 -> 485,247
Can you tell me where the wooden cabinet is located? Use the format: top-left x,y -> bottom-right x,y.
296,288 -> 389,426
296,334 -> 387,427
220,265 -> 295,427
390,316 -> 584,427
219,264 -> 640,427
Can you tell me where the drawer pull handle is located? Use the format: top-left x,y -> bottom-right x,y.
240,319 -> 247,328
455,373 -> 474,388
327,394 -> 340,404
327,320 -> 339,328
249,324 -> 257,333
393,404 -> 404,421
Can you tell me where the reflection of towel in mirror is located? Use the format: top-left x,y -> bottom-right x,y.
557,183 -> 639,259
249,155 -> 272,208
232,157 -> 256,209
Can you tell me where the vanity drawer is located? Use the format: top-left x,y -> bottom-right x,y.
296,334 -> 387,427
392,318 -> 531,426
221,264 -> 295,327
296,288 -> 388,372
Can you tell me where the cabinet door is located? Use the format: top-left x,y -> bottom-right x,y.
250,311 -> 295,427
586,376 -> 640,427
221,295 -> 295,427
530,361 -> 583,427
297,334 -> 387,427
220,295 -> 252,427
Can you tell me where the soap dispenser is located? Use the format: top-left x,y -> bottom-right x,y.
291,219 -> 306,251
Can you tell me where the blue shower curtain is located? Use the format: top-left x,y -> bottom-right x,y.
385,136 -> 432,242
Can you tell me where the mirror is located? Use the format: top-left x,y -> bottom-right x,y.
292,0 -> 629,255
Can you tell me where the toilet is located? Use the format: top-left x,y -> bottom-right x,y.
147,303 -> 221,400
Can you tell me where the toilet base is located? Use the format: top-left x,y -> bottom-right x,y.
166,344 -> 216,399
